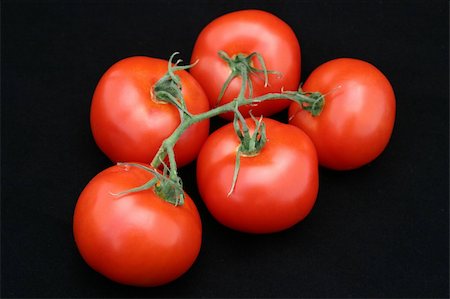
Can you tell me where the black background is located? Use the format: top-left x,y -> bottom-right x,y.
1,1 -> 449,298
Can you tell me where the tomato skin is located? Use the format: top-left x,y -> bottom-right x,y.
190,10 -> 301,120
73,164 -> 202,287
289,58 -> 396,170
90,56 -> 210,167
196,118 -> 318,233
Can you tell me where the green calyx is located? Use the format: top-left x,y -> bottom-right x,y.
217,51 -> 280,106
152,52 -> 198,119
233,111 -> 267,156
284,87 -> 325,117
301,91 -> 325,116
228,111 -> 267,197
113,162 -> 184,206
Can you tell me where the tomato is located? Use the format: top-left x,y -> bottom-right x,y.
90,56 -> 210,167
190,9 -> 301,120
73,164 -> 202,286
288,58 -> 396,170
196,118 -> 318,233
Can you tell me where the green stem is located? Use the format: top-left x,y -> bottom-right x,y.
150,90 -> 324,169
122,52 -> 325,206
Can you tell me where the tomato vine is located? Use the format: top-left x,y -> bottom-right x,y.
119,52 -> 325,205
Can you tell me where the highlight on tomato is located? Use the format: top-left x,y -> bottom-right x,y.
90,55 -> 210,167
196,117 -> 319,234
289,58 -> 396,170
73,163 -> 202,287
190,9 -> 301,120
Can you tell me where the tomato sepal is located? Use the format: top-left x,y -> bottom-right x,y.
217,51 -> 281,107
152,52 -> 200,120
228,111 -> 267,196
113,162 -> 185,206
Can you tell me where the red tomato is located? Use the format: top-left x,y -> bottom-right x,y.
289,58 -> 396,170
90,56 -> 210,167
73,164 -> 202,286
196,118 -> 318,233
190,9 -> 301,120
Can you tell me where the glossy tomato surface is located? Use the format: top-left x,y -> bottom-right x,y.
196,118 -> 318,233
190,10 -> 301,120
91,56 -> 210,167
289,58 -> 396,170
73,164 -> 202,287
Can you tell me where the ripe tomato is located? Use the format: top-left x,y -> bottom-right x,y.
73,164 -> 202,286
90,56 -> 210,167
289,58 -> 396,170
190,9 -> 301,120
196,118 -> 318,233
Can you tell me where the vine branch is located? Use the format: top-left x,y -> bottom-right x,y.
118,52 -> 325,205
